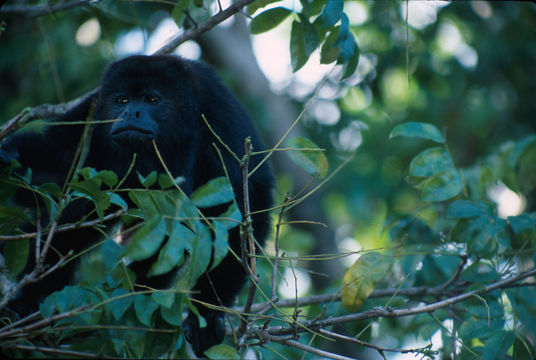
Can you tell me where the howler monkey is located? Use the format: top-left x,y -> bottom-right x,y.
0,55 -> 274,356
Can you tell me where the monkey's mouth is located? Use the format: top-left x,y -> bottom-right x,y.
111,127 -> 155,144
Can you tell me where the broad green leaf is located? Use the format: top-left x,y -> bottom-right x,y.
38,182 -> 62,201
320,27 -> 340,64
410,148 -> 454,177
188,224 -> 212,285
482,331 -> 515,360
250,7 -> 292,35
217,201 -> 242,230
320,0 -> 343,27
3,238 -> 29,279
40,292 -> 57,318
137,171 -> 157,188
78,167 -> 97,181
148,223 -> 193,276
94,170 -> 118,187
342,39 -> 359,79
419,168 -> 463,202
110,192 -> 128,210
508,213 -> 536,246
70,179 -> 111,219
461,262 -> 498,282
171,0 -> 192,27
513,338 -> 534,360
134,294 -> 159,326
101,239 -> 126,271
286,137 -> 329,177
390,122 -> 445,143
299,14 -> 320,56
160,295 -> 183,326
335,14 -> 354,63
446,200 -> 485,219
507,288 -> 536,337
342,252 -> 391,311
210,221 -> 229,271
247,0 -> 282,15
205,344 -> 241,359
158,173 -> 185,190
151,291 -> 175,309
191,177 -> 234,208
290,20 -> 308,71
129,190 -> 185,219
125,215 -> 167,261
109,288 -> 134,320
459,318 -> 504,339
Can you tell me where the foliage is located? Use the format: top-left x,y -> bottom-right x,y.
1,0 -> 536,359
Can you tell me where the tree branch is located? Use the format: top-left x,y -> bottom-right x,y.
0,0 -> 95,19
243,268 -> 536,338
154,0 -> 256,55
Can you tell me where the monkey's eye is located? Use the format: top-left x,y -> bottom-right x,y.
114,96 -> 128,104
146,94 -> 161,104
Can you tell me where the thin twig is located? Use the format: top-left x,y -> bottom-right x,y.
0,210 -> 125,241
271,338 -> 356,360
246,268 -> 536,338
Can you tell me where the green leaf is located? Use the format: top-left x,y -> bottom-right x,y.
482,331 -> 515,360
148,223 -> 193,277
70,179 -> 111,219
335,14 -> 355,63
191,177 -> 234,208
342,39 -> 359,79
250,7 -> 292,35
151,291 -> 175,309
446,200 -> 485,219
217,201 -> 242,230
513,337 -> 535,360
390,122 -> 446,143
160,295 -> 183,326
101,238 -> 126,271
125,215 -> 167,261
158,173 -> 185,190
171,0 -> 192,27
247,0 -> 283,16
290,20 -> 307,72
508,213 -> 536,246
205,344 -> 241,359
320,27 -> 340,64
342,252 -> 391,311
286,137 -> 329,177
3,238 -> 29,279
134,294 -> 159,326
507,288 -> 536,337
210,221 -> 229,271
420,168 -> 464,202
409,147 -> 454,177
320,0 -> 343,27
137,171 -> 157,188
109,288 -> 134,320
188,224 -> 212,285
94,170 -> 118,187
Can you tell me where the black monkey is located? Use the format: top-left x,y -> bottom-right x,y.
0,55 -> 274,356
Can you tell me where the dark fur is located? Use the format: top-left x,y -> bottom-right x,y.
0,55 -> 274,356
